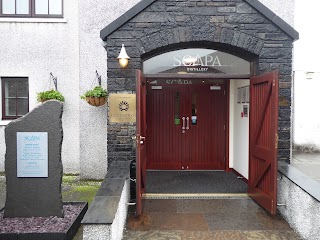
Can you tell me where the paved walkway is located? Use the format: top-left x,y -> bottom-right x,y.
124,198 -> 301,240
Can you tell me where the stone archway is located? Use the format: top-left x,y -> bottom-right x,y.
103,0 -> 296,167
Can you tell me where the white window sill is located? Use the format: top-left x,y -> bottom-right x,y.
0,120 -> 12,126
0,18 -> 67,23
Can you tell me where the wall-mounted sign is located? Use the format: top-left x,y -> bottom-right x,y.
109,94 -> 136,123
173,54 -> 222,67
166,80 -> 192,85
143,48 -> 251,75
243,105 -> 249,117
17,132 -> 48,178
237,86 -> 250,104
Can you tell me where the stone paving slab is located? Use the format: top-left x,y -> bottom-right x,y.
124,199 -> 302,240
124,230 -> 302,240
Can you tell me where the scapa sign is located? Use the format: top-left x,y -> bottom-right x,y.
173,54 -> 222,72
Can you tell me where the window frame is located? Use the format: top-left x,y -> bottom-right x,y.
0,0 -> 63,18
1,77 -> 29,120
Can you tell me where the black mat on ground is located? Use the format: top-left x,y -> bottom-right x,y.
146,171 -> 247,193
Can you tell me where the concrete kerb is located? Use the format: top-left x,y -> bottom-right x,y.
82,161 -> 131,240
278,162 -> 320,240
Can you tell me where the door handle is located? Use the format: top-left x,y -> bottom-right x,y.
182,117 -> 185,130
186,117 -> 189,130
139,136 -> 145,145
136,135 -> 146,145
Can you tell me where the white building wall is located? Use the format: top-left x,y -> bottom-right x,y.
258,0 -> 295,27
0,0 -> 80,173
229,80 -> 250,179
78,0 -> 141,179
293,1 -> 320,151
0,0 -> 142,176
78,1 -> 109,179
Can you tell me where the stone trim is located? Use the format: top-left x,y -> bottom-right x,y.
100,0 -> 299,41
133,27 -> 265,57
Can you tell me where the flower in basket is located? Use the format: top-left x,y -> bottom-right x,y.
37,89 -> 65,102
80,86 -> 108,107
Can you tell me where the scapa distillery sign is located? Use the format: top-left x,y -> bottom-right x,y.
172,54 -> 222,72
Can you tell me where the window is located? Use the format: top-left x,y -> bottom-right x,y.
1,77 -> 29,120
0,0 -> 63,17
143,48 -> 250,75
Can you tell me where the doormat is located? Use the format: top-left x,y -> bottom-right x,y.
146,171 -> 248,194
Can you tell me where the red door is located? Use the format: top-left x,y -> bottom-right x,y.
146,85 -> 183,169
184,85 -> 226,170
146,80 -> 226,170
249,71 -> 279,215
136,70 -> 147,215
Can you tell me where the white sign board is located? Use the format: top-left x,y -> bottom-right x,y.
17,132 -> 48,178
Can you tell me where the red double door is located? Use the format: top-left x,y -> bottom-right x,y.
136,70 -> 279,215
146,81 -> 226,170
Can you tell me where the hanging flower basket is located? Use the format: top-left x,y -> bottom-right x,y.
37,89 -> 65,103
81,86 -> 108,107
81,71 -> 107,107
85,96 -> 107,107
37,74 -> 64,103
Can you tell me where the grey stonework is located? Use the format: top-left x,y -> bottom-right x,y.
4,100 -> 64,218
105,0 -> 294,166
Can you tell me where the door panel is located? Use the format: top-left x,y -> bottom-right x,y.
136,70 -> 147,215
184,85 -> 226,170
249,71 -> 278,215
146,86 -> 183,169
147,81 -> 226,170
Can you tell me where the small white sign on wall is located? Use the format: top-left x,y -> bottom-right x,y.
17,132 -> 48,178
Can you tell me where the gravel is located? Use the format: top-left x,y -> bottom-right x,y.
0,203 -> 86,233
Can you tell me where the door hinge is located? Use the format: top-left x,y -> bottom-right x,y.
224,125 -> 226,131
275,133 -> 279,149
224,90 -> 226,95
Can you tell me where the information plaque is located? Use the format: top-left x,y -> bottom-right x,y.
17,132 -> 48,178
109,94 -> 136,123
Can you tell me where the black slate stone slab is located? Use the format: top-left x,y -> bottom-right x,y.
278,162 -> 320,201
105,166 -> 130,179
96,178 -> 126,197
81,162 -> 130,225
4,100 -> 64,218
82,196 -> 121,224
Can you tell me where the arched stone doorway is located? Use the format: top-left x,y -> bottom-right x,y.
101,0 -> 298,215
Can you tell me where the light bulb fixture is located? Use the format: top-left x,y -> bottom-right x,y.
117,44 -> 130,68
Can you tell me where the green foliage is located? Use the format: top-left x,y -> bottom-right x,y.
37,89 -> 65,102
62,175 -> 102,205
80,86 -> 108,99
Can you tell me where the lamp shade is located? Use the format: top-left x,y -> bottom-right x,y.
117,44 -> 130,68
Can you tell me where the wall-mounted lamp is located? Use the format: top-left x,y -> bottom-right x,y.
117,44 -> 130,68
